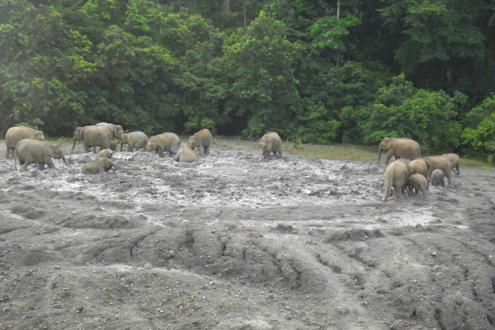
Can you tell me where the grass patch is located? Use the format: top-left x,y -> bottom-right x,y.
47,136 -> 72,144
285,143 -> 377,161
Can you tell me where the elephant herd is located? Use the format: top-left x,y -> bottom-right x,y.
4,123 -> 284,174
378,137 -> 460,202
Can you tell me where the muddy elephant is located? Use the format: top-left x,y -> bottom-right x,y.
407,173 -> 428,198
442,153 -> 460,175
407,159 -> 428,177
174,143 -> 199,163
146,132 -> 180,157
431,169 -> 446,187
120,131 -> 148,152
259,132 -> 283,159
422,156 -> 452,185
14,139 -> 66,170
97,149 -> 113,159
378,137 -> 421,165
96,122 -> 124,140
188,128 -> 212,156
81,158 -> 116,174
383,159 -> 409,201
73,125 -> 114,153
5,126 -> 45,158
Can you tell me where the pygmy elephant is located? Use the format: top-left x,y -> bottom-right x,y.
378,137 -> 421,165
259,132 -> 283,159
407,159 -> 429,177
422,156 -> 452,185
15,139 -> 66,170
188,128 -> 213,156
97,149 -> 113,159
442,153 -> 460,175
120,131 -> 148,152
5,126 -> 45,158
81,158 -> 116,174
383,159 -> 409,201
174,143 -> 199,163
431,169 -> 446,187
146,132 -> 180,157
72,125 -> 114,153
96,122 -> 124,140
407,173 -> 428,199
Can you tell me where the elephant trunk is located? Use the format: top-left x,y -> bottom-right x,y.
61,156 -> 67,165
377,145 -> 383,164
71,138 -> 78,153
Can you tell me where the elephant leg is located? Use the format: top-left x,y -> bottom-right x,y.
199,146 -> 205,156
6,146 -> 10,159
394,186 -> 401,200
385,151 -> 393,165
158,147 -> 164,158
204,146 -> 209,156
455,165 -> 460,175
84,143 -> 90,153
129,145 -> 133,152
120,143 -> 124,152
21,161 -> 30,171
47,159 -> 55,169
444,169 -> 452,185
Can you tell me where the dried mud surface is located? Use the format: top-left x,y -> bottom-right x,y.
0,139 -> 494,329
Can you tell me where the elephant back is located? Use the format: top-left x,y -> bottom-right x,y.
6,126 -> 45,148
83,125 -> 113,144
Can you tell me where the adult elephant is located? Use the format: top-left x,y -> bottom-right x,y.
5,126 -> 45,158
378,137 -> 421,165
72,125 -> 113,153
96,122 -> 124,140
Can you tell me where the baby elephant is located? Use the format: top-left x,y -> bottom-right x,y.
97,148 -> 113,159
174,143 -> 199,163
120,131 -> 148,152
15,139 -> 66,170
407,173 -> 428,198
81,158 -> 116,174
431,169 -> 446,187
188,128 -> 213,156
259,132 -> 282,159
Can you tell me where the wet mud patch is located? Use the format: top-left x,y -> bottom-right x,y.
0,140 -> 494,329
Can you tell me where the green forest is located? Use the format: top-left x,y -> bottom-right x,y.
1,0 -> 495,159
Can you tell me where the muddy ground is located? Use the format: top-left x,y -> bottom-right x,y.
0,138 -> 494,330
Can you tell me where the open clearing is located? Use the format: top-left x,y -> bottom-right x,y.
0,139 -> 494,329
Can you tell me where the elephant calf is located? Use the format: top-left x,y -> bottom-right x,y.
15,139 -> 66,170
383,159 -> 409,201
431,169 -> 446,187
259,132 -> 282,159
81,158 -> 116,174
188,128 -> 213,156
422,156 -> 452,185
120,131 -> 148,152
407,173 -> 428,198
97,149 -> 113,159
174,143 -> 199,163
5,126 -> 45,159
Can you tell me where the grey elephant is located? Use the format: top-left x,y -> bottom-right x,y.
442,153 -> 460,175
174,143 -> 199,162
383,159 -> 409,201
96,122 -> 124,140
378,137 -> 421,165
120,131 -> 148,152
188,128 -> 213,156
422,156 -> 452,185
407,173 -> 428,198
5,126 -> 45,158
431,169 -> 446,187
146,132 -> 180,157
97,149 -> 113,159
259,132 -> 282,159
72,125 -> 114,153
81,158 -> 116,174
14,139 -> 66,170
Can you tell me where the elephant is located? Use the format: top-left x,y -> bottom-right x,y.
442,153 -> 460,175
188,128 -> 212,156
431,169 -> 446,187
383,159 -> 409,201
14,139 -> 66,170
97,149 -> 113,159
5,126 -> 45,158
259,132 -> 282,159
96,122 -> 124,140
120,131 -> 148,152
72,125 -> 114,153
378,137 -> 421,165
422,156 -> 452,185
81,158 -> 116,174
145,132 -> 180,157
407,173 -> 428,198
407,159 -> 429,177
174,143 -> 199,163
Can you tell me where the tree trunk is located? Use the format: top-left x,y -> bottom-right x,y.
223,0 -> 230,15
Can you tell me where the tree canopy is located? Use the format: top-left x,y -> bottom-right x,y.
1,0 -> 495,158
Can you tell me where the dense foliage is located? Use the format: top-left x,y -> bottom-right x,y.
1,0 -> 495,158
